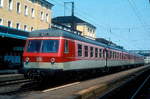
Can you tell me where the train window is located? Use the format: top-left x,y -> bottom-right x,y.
78,44 -> 82,57
99,49 -> 102,58
115,52 -> 117,59
121,54 -> 123,59
95,48 -> 98,58
90,47 -> 94,57
120,53 -> 122,59
106,50 -> 109,58
84,46 -> 88,57
103,50 -> 105,58
64,40 -> 69,53
113,52 -> 115,59
116,53 -> 118,59
112,51 -> 114,59
27,40 -> 41,52
27,40 -> 59,53
109,51 -> 112,59
41,40 -> 59,53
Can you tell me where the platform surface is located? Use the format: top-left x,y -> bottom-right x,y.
0,73 -> 24,82
17,65 -> 150,99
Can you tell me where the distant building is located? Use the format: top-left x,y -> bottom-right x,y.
129,50 -> 150,56
0,0 -> 53,31
96,38 -> 124,49
52,16 -> 96,39
96,38 -> 113,45
144,56 -> 150,64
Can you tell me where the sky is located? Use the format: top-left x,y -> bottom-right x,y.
48,0 -> 150,50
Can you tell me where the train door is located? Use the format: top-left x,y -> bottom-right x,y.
63,39 -> 75,60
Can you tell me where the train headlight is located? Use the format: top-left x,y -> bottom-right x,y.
25,57 -> 30,62
50,58 -> 55,64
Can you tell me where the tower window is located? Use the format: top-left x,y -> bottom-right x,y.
24,25 -> 27,31
31,27 -> 34,31
46,13 -> 49,22
16,2 -> 21,13
8,21 -> 12,27
31,8 -> 35,17
16,23 -> 20,29
24,5 -> 28,16
0,18 -> 3,25
8,0 -> 13,10
0,0 -> 4,7
41,11 -> 44,20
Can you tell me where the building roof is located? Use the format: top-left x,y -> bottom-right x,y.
29,0 -> 53,8
0,25 -> 29,40
52,16 -> 96,29
39,0 -> 54,7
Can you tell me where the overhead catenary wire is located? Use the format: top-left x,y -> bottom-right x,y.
48,0 -> 149,50
127,0 -> 150,34
50,0 -> 150,31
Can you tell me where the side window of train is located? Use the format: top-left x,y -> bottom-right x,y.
90,47 -> 93,57
114,52 -> 116,59
109,51 -> 112,59
113,52 -> 115,59
99,49 -> 102,58
84,46 -> 88,57
103,49 -> 105,58
95,48 -> 98,58
78,44 -> 82,57
64,40 -> 69,53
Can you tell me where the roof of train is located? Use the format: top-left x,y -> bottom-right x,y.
29,28 -> 142,57
30,29 -> 127,52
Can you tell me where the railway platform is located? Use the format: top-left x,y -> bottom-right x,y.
0,69 -> 18,75
17,65 -> 150,99
0,74 -> 24,82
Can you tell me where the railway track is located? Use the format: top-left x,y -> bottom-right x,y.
0,79 -> 30,86
98,66 -> 150,99
0,65 -> 148,98
130,73 -> 150,99
0,79 -> 39,95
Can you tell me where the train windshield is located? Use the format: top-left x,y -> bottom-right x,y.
41,40 -> 59,53
27,40 -> 59,53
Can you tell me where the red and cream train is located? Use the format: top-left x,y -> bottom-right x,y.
23,29 -> 144,80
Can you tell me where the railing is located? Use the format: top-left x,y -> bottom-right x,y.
52,22 -> 82,35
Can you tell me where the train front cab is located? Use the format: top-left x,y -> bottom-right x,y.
23,37 -> 76,80
23,37 -> 62,80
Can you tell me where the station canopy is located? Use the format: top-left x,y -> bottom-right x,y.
0,25 -> 29,40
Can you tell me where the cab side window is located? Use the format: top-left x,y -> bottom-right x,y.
64,40 -> 69,53
78,44 -> 82,57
